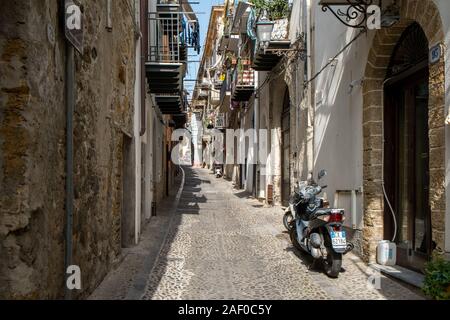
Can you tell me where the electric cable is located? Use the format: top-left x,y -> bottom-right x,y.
382,77 -> 398,243
304,28 -> 367,89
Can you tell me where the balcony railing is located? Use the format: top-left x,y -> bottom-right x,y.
231,63 -> 255,102
145,2 -> 188,114
234,68 -> 254,87
147,9 -> 186,64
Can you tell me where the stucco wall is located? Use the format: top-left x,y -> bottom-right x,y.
312,3 -> 367,234
310,0 -> 450,259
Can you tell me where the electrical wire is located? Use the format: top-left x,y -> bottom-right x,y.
303,28 -> 367,89
382,77 -> 398,243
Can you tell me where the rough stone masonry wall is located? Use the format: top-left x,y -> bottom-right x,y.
362,0 -> 446,262
0,0 -> 66,299
0,0 -> 136,299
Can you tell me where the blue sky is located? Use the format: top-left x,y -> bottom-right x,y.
185,0 -> 223,96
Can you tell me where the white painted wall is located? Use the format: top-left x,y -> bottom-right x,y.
310,0 -> 450,237
289,0 -> 306,42
311,11 -> 368,229
191,113 -> 203,167
243,105 -> 255,194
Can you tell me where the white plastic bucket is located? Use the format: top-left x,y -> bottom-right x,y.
377,240 -> 397,266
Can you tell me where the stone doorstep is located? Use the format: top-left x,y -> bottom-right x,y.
370,264 -> 425,289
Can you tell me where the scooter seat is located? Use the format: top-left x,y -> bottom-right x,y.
312,209 -> 333,218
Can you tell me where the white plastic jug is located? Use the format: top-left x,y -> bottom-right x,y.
377,240 -> 397,266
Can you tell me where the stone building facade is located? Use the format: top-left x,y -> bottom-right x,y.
0,0 -> 137,299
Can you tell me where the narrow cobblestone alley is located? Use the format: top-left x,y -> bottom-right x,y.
91,167 -> 424,300
3,0 -> 450,304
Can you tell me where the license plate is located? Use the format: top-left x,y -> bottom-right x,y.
331,232 -> 347,249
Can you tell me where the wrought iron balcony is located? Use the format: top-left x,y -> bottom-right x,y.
210,89 -> 221,106
172,113 -> 187,129
145,2 -> 188,114
252,18 -> 291,71
231,64 -> 255,102
213,79 -> 224,90
154,94 -> 186,115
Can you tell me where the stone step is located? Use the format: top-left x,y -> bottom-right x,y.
370,264 -> 425,289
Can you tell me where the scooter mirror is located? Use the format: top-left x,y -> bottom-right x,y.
318,170 -> 328,180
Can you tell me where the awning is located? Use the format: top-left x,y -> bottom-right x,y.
231,1 -> 252,34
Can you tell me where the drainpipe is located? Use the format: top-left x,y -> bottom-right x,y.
306,0 -> 314,175
140,0 -> 148,137
253,72 -> 259,198
62,0 -> 75,300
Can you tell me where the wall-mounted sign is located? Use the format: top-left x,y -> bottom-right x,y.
429,43 -> 443,65
65,0 -> 84,54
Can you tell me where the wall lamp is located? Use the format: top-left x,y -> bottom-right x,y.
256,11 -> 274,50
256,11 -> 306,60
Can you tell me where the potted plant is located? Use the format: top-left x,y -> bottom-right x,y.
422,255 -> 450,300
252,0 -> 290,41
224,52 -> 237,69
251,0 -> 290,20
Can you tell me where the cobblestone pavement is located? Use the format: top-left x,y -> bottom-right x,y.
143,167 -> 424,300
91,167 -> 424,300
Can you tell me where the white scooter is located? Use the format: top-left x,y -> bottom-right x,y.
214,164 -> 223,178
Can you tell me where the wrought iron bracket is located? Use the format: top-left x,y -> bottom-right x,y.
263,33 -> 307,61
263,48 -> 307,61
321,0 -> 382,29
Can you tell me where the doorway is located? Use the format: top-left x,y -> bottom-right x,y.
121,135 -> 135,248
281,89 -> 291,206
383,23 -> 432,272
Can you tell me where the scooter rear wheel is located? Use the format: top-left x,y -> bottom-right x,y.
323,247 -> 342,278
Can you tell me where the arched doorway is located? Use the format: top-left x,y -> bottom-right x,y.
281,89 -> 291,206
384,23 -> 432,271
362,0 -> 446,264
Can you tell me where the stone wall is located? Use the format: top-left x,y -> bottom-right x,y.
0,0 -> 66,299
0,0 -> 137,299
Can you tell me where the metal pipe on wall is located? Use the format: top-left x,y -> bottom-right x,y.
253,72 -> 259,198
140,0 -> 148,137
306,0 -> 314,176
62,0 -> 75,300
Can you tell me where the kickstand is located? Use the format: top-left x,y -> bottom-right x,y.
309,259 -> 320,271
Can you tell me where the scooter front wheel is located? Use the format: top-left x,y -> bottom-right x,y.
283,211 -> 294,231
289,225 -> 304,252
